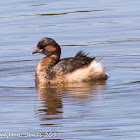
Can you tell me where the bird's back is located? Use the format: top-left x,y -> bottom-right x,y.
50,51 -> 95,77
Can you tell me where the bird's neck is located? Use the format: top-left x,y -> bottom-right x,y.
35,55 -> 60,87
37,54 -> 59,72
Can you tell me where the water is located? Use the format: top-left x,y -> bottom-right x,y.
0,0 -> 140,139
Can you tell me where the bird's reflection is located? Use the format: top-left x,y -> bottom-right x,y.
36,80 -> 106,123
37,87 -> 63,121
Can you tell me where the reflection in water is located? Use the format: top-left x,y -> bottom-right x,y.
36,81 -> 106,124
37,88 -> 63,121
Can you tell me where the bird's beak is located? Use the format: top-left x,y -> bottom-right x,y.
32,49 -> 43,54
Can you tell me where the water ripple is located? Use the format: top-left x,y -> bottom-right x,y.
36,10 -> 108,16
90,39 -> 140,45
0,9 -> 110,19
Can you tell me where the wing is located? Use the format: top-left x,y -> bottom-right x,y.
50,51 -> 95,77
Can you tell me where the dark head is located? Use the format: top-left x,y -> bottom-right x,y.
32,38 -> 61,58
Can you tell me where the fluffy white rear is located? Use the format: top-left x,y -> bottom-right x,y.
89,60 -> 105,74
66,59 -> 107,82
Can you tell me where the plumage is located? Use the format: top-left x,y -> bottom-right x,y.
50,51 -> 95,76
32,38 -> 107,87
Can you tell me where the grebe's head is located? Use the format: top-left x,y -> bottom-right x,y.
32,37 -> 61,57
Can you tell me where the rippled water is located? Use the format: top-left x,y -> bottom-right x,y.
0,0 -> 140,139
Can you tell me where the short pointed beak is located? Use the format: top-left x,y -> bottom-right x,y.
32,49 -> 41,54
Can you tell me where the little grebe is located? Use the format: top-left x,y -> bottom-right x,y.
32,38 -> 108,87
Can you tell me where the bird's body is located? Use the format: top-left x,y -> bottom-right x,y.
32,38 -> 107,87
